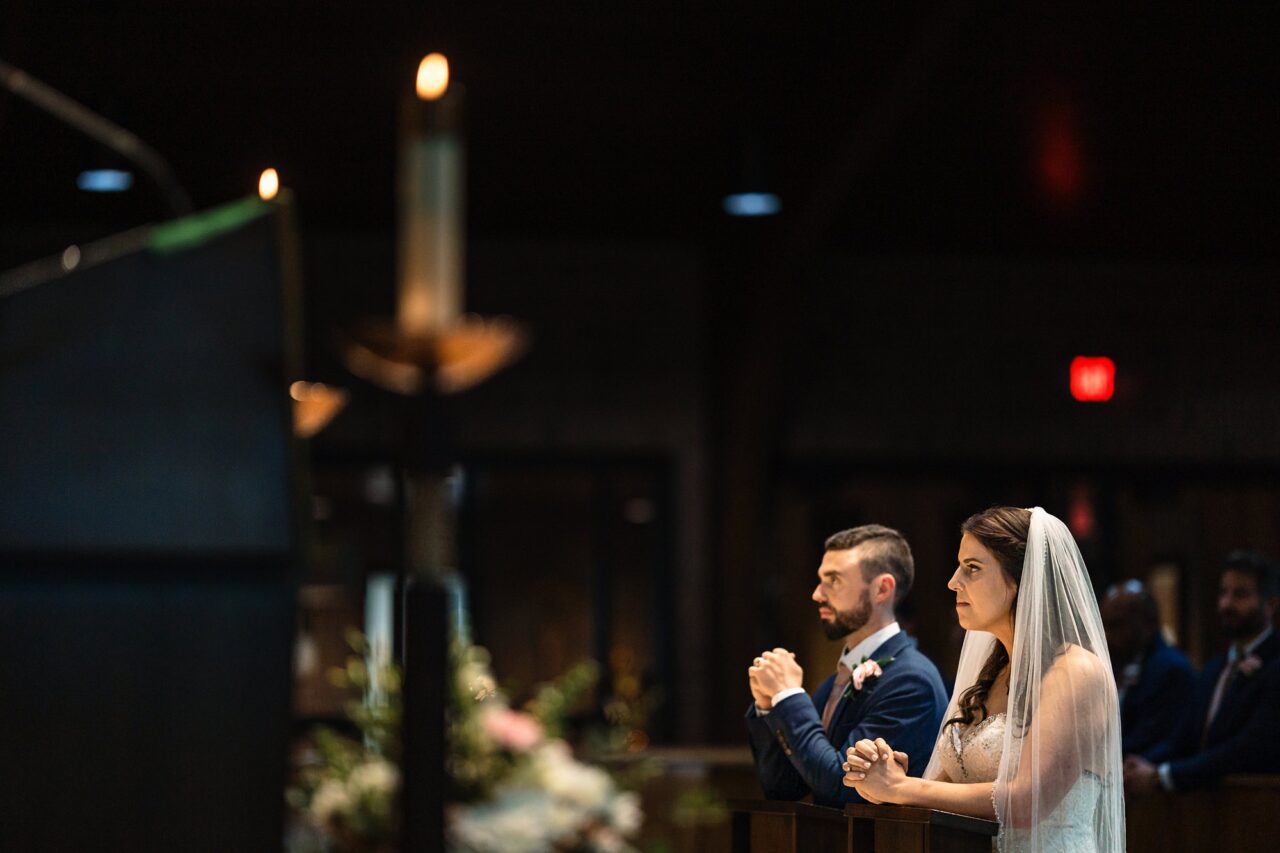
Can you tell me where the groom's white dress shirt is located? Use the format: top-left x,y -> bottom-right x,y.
759,621 -> 901,715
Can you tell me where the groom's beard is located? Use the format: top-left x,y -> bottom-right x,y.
822,588 -> 872,641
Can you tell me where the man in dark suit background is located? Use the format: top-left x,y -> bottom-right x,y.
1125,550 -> 1280,793
745,525 -> 948,807
1101,580 -> 1196,758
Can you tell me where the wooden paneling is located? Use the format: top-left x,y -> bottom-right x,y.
795,803 -> 852,852
750,812 -> 796,853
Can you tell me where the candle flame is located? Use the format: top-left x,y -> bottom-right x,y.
258,168 -> 280,201
416,53 -> 450,100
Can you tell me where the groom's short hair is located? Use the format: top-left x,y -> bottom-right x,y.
824,524 -> 915,605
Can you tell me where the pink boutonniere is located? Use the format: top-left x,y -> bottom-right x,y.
1237,654 -> 1264,677
842,656 -> 895,701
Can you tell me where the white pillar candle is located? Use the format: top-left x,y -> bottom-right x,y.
397,53 -> 464,336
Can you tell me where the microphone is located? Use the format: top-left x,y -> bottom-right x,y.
0,58 -> 193,217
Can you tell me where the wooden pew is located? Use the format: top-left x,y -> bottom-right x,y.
1126,775 -> 1280,853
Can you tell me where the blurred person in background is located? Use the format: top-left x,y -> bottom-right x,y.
1101,580 -> 1195,758
1125,550 -> 1280,793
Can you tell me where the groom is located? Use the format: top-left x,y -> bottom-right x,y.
745,524 -> 948,807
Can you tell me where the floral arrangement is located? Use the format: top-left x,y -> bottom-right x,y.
447,643 -> 644,852
287,631 -> 403,853
288,629 -> 645,853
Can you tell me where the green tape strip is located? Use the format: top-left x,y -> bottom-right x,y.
148,197 -> 273,255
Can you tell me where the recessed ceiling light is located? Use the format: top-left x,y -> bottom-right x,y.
722,192 -> 781,217
77,169 -> 134,192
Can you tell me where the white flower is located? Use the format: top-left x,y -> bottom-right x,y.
457,650 -> 499,702
586,826 -> 628,853
309,778 -> 352,827
348,758 -> 400,795
450,790 -> 558,852
545,798 -> 585,839
533,740 -> 613,811
608,791 -> 643,836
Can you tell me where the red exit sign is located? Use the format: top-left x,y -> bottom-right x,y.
1070,357 -> 1115,402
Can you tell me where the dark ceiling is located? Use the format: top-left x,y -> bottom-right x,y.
2,2 -> 1278,269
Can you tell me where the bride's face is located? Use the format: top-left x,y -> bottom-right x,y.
948,533 -> 1018,634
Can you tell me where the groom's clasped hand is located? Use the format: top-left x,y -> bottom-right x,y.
748,648 -> 802,711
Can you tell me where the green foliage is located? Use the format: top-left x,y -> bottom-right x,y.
444,641 -> 645,852
444,641 -> 513,801
671,785 -> 729,828
324,635 -> 402,763
523,659 -> 600,739
289,631 -> 403,851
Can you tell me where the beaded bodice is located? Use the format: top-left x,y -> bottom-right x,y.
936,712 -> 1005,783
935,712 -> 1105,852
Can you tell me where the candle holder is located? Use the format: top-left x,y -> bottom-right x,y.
341,53 -> 526,398
342,314 -> 526,396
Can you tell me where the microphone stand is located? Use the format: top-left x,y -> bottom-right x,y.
1,58 -> 193,218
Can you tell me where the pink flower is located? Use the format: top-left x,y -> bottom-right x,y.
481,707 -> 544,752
851,660 -> 883,691
840,656 -> 894,701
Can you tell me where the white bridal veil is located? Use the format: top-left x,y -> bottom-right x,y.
924,507 -> 1125,853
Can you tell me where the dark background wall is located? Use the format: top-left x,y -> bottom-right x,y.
3,2 -> 1279,746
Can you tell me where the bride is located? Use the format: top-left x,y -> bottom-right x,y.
841,507 -> 1124,852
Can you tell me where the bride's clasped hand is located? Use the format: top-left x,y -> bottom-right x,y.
842,736 -> 907,804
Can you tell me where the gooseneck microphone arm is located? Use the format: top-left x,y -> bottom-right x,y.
0,58 -> 193,217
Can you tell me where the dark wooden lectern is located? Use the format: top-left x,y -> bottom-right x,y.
0,200 -> 301,852
731,800 -> 997,853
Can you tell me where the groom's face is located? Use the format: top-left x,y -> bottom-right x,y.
813,546 -> 874,641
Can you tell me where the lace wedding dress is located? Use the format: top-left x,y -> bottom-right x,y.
936,713 -> 1103,853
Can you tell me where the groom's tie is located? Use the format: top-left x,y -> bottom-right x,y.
1202,655 -> 1239,746
821,662 -> 853,733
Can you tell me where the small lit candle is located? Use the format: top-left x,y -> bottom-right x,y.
258,168 -> 279,201
397,53 -> 464,335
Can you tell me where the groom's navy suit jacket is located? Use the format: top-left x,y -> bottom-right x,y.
1146,629 -> 1280,791
744,631 -> 947,808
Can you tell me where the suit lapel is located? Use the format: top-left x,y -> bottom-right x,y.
1214,632 -> 1279,734
1201,633 -> 1274,742
827,632 -> 911,738
1255,630 -> 1280,664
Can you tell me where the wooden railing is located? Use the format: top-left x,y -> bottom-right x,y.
729,800 -> 997,852
731,775 -> 1280,853
845,804 -> 998,853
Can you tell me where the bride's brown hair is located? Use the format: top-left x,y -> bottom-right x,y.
944,506 -> 1031,730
